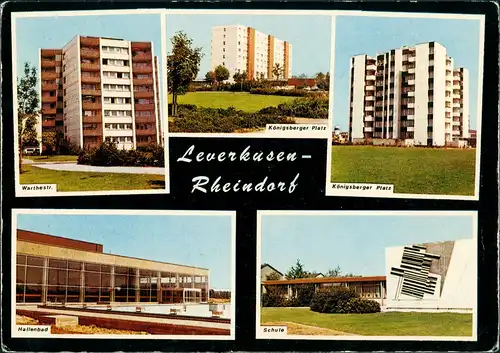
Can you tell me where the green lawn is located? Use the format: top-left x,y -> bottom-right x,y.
261,307 -> 473,336
168,92 -> 295,112
331,146 -> 476,195
19,165 -> 164,192
25,155 -> 78,162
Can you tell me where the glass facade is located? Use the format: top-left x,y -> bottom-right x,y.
16,254 -> 209,304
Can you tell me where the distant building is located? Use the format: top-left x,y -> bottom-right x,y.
348,41 -> 469,146
210,25 -> 292,82
260,263 -> 284,282
287,78 -> 316,88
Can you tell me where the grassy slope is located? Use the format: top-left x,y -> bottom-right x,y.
19,165 -> 164,192
330,146 -> 476,195
168,92 -> 295,112
261,307 -> 473,336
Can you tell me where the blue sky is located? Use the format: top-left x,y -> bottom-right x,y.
17,213 -> 233,289
333,15 -> 483,130
15,14 -> 164,114
165,14 -> 331,79
261,213 -> 474,277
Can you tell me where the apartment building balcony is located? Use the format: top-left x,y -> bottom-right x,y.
366,64 -> 377,71
406,126 -> 414,132
365,96 -> 375,101
83,115 -> 102,124
407,115 -> 415,119
41,49 -> 61,56
407,79 -> 415,85
133,90 -> 154,99
135,116 -> 156,124
407,103 -> 415,108
81,75 -> 101,84
42,96 -> 57,103
134,103 -> 155,111
363,126 -> 373,132
364,106 -> 374,112
42,120 -> 56,128
82,102 -> 102,110
132,65 -> 153,74
365,85 -> 375,91
365,75 -> 376,81
41,60 -> 57,68
364,115 -> 374,122
408,56 -> 416,62
42,108 -> 57,115
81,63 -> 100,72
133,78 -> 154,85
407,91 -> 415,97
453,84 -> 461,90
80,37 -> 100,47
132,53 -> 153,62
41,71 -> 59,80
83,129 -> 103,137
81,88 -> 102,96
81,48 -> 100,59
408,68 -> 415,74
41,83 -> 58,91
136,128 -> 156,136
132,42 -> 152,50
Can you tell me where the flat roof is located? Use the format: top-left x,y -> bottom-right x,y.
17,229 -> 209,272
263,275 -> 386,285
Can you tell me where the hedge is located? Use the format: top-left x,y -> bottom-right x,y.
77,141 -> 164,167
310,287 -> 381,314
249,88 -> 324,97
169,106 -> 295,133
260,97 -> 329,119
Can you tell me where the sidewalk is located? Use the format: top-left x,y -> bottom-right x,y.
34,163 -> 165,175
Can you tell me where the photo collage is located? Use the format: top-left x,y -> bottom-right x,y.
2,4 -> 497,352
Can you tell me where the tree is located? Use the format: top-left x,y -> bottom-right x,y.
316,71 -> 330,91
205,71 -> 217,89
167,31 -> 203,116
214,65 -> 230,85
286,259 -> 309,280
233,71 -> 247,91
272,63 -> 283,80
325,266 -> 342,278
42,131 -> 57,155
17,62 -> 40,173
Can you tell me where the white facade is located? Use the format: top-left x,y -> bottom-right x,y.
99,38 -> 135,150
210,25 -> 291,82
385,239 -> 476,312
348,42 -> 469,146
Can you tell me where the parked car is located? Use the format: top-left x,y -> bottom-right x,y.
23,147 -> 40,155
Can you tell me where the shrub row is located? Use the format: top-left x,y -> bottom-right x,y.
190,80 -> 290,93
169,106 -> 295,133
258,97 -> 329,120
77,142 -> 164,167
310,287 -> 381,314
249,88 -> 323,97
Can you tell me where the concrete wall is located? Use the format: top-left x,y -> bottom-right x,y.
62,36 -> 82,147
350,55 -> 367,140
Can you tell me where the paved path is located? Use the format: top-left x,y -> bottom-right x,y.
34,163 -> 164,175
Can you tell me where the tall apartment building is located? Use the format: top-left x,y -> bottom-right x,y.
39,35 -> 161,150
210,25 -> 292,82
348,42 -> 469,146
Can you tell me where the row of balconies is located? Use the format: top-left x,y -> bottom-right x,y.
81,62 -> 100,72
82,128 -> 156,137
41,71 -> 60,80
80,37 -> 100,47
81,88 -> 101,96
132,52 -> 153,62
81,48 -> 100,59
132,65 -> 153,74
81,75 -> 101,84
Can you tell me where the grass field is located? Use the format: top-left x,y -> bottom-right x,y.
19,165 -> 164,192
168,92 -> 295,112
261,307 -> 473,336
25,155 -> 78,162
330,146 -> 476,195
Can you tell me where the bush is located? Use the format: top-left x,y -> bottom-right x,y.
77,141 -> 164,167
168,103 -> 198,115
296,284 -> 315,307
310,287 -> 381,314
169,106 -> 295,133
260,97 -> 329,119
262,286 -> 288,307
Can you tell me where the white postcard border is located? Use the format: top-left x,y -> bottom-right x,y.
255,210 -> 478,341
11,10 -> 170,197
11,208 -> 236,340
325,11 -> 485,201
